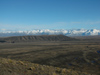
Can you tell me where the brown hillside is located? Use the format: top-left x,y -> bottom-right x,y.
0,57 -> 92,75
0,35 -> 77,43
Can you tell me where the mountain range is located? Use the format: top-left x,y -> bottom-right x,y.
0,29 -> 100,37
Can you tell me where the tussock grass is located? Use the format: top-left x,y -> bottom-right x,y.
0,57 -> 91,75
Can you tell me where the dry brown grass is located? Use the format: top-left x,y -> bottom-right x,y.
0,41 -> 100,75
0,57 -> 92,75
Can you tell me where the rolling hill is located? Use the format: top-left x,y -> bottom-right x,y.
0,35 -> 77,43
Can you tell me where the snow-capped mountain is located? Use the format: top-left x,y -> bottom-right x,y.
0,29 -> 100,37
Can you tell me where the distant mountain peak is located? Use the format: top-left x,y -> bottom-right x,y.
0,29 -> 100,37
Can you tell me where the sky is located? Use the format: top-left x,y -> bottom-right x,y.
0,0 -> 100,31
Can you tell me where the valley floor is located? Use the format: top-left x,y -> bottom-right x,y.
0,41 -> 100,75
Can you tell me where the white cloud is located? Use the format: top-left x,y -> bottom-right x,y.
0,29 -> 7,31
77,21 -> 100,25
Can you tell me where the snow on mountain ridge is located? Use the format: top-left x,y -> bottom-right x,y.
0,29 -> 100,37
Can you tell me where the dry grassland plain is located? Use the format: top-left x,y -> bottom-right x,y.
0,36 -> 100,75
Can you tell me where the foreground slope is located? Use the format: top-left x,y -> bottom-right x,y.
0,57 -> 92,75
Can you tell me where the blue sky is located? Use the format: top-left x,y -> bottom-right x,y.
0,0 -> 100,30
